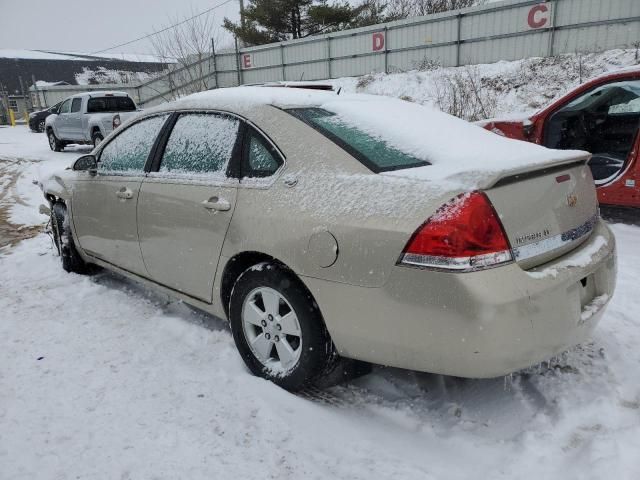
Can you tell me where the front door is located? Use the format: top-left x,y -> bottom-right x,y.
71,114 -> 169,275
543,79 -> 640,185
56,99 -> 72,138
137,112 -> 241,302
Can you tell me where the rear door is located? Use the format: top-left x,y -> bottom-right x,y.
137,112 -> 241,302
71,114 -> 169,275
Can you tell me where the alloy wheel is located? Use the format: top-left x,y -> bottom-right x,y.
241,287 -> 302,373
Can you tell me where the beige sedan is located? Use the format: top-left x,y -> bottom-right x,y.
42,87 -> 617,390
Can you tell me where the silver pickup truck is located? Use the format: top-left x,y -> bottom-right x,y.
45,91 -> 140,151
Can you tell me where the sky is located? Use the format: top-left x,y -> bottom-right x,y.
0,0 -> 241,56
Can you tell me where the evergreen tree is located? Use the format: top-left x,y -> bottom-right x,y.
224,0 -> 363,46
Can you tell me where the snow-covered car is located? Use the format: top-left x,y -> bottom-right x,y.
45,91 -> 140,151
480,67 -> 640,210
41,87 -> 617,391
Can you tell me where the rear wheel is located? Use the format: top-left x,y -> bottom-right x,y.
47,130 -> 63,152
51,203 -> 86,274
229,262 -> 335,391
38,120 -> 45,132
92,130 -> 104,148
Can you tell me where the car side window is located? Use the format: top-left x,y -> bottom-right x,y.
99,115 -> 168,173
71,98 -> 82,113
243,129 -> 283,178
159,113 -> 239,175
59,99 -> 71,114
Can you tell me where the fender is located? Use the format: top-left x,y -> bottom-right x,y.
42,171 -> 74,203
45,113 -> 61,138
87,118 -> 106,141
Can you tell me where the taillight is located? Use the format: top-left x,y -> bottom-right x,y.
399,192 -> 513,271
112,114 -> 121,130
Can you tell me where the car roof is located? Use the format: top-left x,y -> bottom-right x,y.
152,86 -> 334,114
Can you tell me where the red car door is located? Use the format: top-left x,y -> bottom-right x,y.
483,69 -> 640,209
532,72 -> 640,209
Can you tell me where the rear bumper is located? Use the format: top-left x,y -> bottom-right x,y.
305,219 -> 616,378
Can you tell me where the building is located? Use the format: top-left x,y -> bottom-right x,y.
0,50 -> 170,123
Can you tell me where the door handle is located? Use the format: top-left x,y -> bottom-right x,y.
116,188 -> 134,200
201,196 -> 230,211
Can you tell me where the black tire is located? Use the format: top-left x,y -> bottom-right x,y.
229,262 -> 336,391
47,129 -> 63,152
51,203 -> 87,274
92,131 -> 104,148
38,120 -> 45,133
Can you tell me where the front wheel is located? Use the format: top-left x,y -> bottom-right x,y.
38,120 -> 45,132
47,130 -> 63,152
229,262 -> 336,391
51,203 -> 87,274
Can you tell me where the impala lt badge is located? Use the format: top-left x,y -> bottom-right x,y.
567,193 -> 578,207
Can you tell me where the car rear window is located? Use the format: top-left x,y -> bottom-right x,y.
287,107 -> 429,173
87,96 -> 136,113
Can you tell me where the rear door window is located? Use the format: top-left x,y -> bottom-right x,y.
287,108 -> 429,173
87,96 -> 136,113
99,115 -> 169,173
159,113 -> 240,176
242,129 -> 283,178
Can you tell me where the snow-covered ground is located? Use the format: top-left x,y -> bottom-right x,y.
2,51 -> 640,478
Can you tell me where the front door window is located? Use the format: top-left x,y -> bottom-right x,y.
98,115 -> 168,173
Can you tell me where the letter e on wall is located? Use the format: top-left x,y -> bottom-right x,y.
242,54 -> 252,69
372,32 -> 385,52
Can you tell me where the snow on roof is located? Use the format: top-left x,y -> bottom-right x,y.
59,51 -> 176,63
163,87 -> 587,189
0,49 -> 88,60
0,49 -> 172,63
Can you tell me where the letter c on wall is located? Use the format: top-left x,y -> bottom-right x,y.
528,4 -> 549,29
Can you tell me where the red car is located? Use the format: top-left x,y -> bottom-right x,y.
482,67 -> 640,209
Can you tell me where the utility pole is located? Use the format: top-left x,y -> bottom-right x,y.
239,0 -> 245,28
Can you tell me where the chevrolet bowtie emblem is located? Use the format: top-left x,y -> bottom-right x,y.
567,194 -> 578,207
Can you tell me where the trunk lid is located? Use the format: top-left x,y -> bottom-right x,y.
484,160 -> 598,269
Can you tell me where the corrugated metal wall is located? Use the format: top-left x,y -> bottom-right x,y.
32,0 -> 640,107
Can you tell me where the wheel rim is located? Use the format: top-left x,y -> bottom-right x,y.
48,133 -> 55,149
39,120 -> 45,131
241,287 -> 302,374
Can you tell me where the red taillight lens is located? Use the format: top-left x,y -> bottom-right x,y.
400,192 -> 513,271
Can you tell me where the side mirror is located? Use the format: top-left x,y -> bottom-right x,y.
73,154 -> 98,175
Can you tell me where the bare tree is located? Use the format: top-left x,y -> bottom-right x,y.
150,8 -> 222,99
430,65 -> 496,121
387,0 -> 485,18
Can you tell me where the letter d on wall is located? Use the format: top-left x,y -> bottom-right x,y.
372,32 -> 385,52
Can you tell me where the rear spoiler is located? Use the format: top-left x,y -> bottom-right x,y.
481,153 -> 590,190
